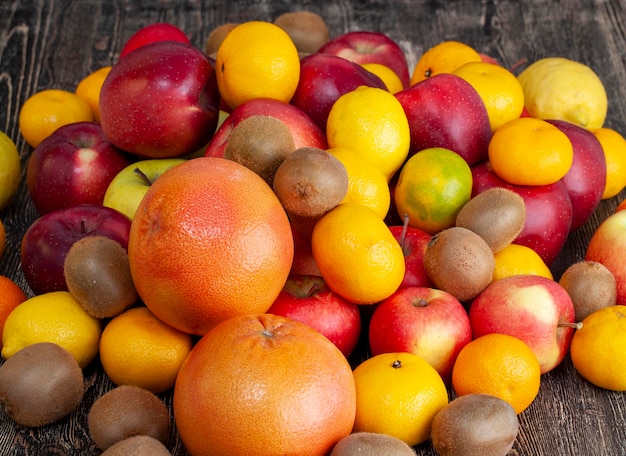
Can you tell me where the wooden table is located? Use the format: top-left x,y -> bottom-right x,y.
1,0 -> 626,454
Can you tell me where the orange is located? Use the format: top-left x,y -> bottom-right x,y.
492,243 -> 554,282
173,313 -> 356,456
215,21 -> 300,110
351,352 -> 448,446
394,147 -> 473,235
570,305 -> 626,391
452,61 -> 525,131
0,276 -> 27,350
18,89 -> 94,148
451,333 -> 541,414
488,116 -> 574,186
75,66 -> 112,122
411,40 -> 482,85
128,157 -> 294,335
361,62 -> 404,94
99,306 -> 193,393
617,198 -> 626,212
326,85 -> 410,181
311,203 -> 405,304
592,127 -> 626,199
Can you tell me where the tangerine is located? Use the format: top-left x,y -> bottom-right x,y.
0,276 -> 27,350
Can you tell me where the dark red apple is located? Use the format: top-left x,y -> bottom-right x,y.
119,22 -> 190,58
289,225 -> 322,277
26,122 -> 131,215
290,53 -> 387,130
395,73 -> 492,166
388,216 -> 433,288
20,205 -> 132,295
266,275 -> 362,357
100,41 -> 220,158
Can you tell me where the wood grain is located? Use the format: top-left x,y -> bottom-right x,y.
1,1 -> 626,454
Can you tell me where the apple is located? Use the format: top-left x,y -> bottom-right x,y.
395,73 -> 492,166
472,161 -> 573,266
388,215 -> 433,288
468,274 -> 579,374
266,275 -> 362,357
205,97 -> 327,158
586,209 -> 626,304
103,158 -> 187,220
317,30 -> 411,90
26,121 -> 132,215
289,224 -> 322,277
119,22 -> 190,58
20,204 -> 132,295
100,41 -> 220,159
547,119 -> 607,231
368,286 -> 472,383
290,53 -> 387,130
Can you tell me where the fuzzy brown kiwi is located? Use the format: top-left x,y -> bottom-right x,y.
223,115 -> 296,186
0,342 -> 84,428
88,385 -> 172,451
330,432 -> 416,456
559,261 -> 617,322
101,435 -> 172,456
273,147 -> 348,218
431,393 -> 519,456
273,11 -> 330,55
204,22 -> 239,58
455,187 -> 526,253
64,236 -> 138,319
423,226 -> 495,302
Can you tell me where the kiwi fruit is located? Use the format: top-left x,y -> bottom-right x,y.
64,235 -> 138,319
455,187 -> 526,253
423,226 -> 495,302
330,432 -> 416,455
204,22 -> 239,58
88,384 -> 172,451
274,11 -> 330,55
224,115 -> 296,186
273,147 -> 349,218
0,342 -> 84,428
559,260 -> 617,322
101,435 -> 172,456
431,393 -> 519,456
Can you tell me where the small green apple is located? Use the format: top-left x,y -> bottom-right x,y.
0,131 -> 21,210
103,158 -> 186,220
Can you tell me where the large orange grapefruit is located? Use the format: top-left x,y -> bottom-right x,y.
128,157 -> 294,335
173,313 -> 357,456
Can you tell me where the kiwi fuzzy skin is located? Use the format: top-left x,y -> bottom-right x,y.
101,435 -> 172,456
330,432 -> 416,455
273,11 -> 330,54
559,260 -> 617,321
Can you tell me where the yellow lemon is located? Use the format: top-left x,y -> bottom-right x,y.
0,131 -> 21,210
492,243 -> 554,282
361,62 -> 404,94
411,40 -> 482,85
592,127 -> 626,199
75,66 -> 112,122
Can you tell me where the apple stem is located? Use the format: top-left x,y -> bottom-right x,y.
306,282 -> 322,298
80,219 -> 86,234
400,213 -> 409,250
559,321 -> 583,330
509,57 -> 529,74
133,167 -> 153,186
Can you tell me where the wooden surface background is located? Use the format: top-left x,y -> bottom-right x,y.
2,0 -> 626,454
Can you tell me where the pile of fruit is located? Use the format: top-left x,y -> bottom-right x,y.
2,10 -> 626,456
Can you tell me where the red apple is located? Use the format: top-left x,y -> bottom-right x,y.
388,216 -> 433,288
586,209 -> 626,304
205,98 -> 327,158
20,205 -> 132,295
266,275 -> 362,357
472,161 -> 573,266
119,22 -> 190,58
290,53 -> 387,130
100,41 -> 220,158
547,119 -> 607,231
317,30 -> 411,90
468,274 -> 578,374
289,225 -> 322,277
368,286 -> 472,383
26,122 -> 131,215
395,73 -> 492,166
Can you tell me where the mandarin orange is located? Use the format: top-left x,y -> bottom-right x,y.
0,276 -> 27,350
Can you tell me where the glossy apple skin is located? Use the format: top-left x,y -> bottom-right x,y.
585,210 -> 626,304
26,122 -> 131,216
205,98 -> 327,158
100,41 -> 220,158
290,53 -> 387,130
317,30 -> 411,90
388,225 -> 433,288
267,275 -> 362,357
20,205 -> 132,295
469,274 -> 577,374
472,161 -> 573,266
289,225 -> 322,277
368,286 -> 472,383
548,119 -> 606,231
395,73 -> 492,166
119,22 -> 190,58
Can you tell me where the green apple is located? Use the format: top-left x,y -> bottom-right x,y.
0,131 -> 21,210
103,158 -> 186,220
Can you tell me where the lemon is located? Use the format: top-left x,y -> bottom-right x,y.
492,243 -> 554,282
361,62 -> 404,94
2,291 -> 102,369
0,131 -> 21,211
